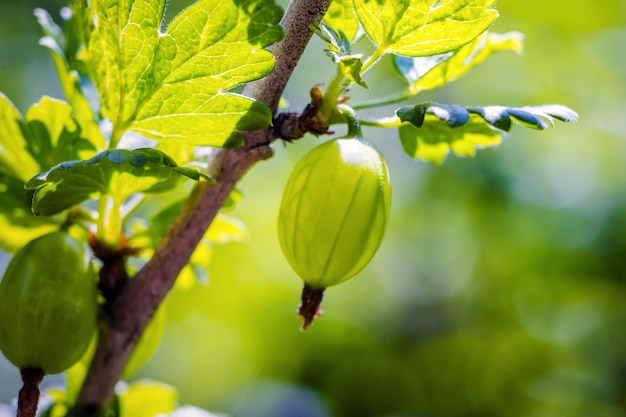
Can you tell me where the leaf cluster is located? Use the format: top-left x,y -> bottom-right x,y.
310,0 -> 577,164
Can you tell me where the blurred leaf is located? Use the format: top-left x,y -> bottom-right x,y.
119,380 -> 178,417
0,93 -> 41,182
394,31 -> 524,95
87,0 -> 283,146
26,148 -> 212,216
354,0 -> 498,57
39,388 -> 69,417
399,114 -> 501,164
0,174 -> 58,252
397,102 -> 577,163
123,306 -> 166,379
323,0 -> 359,42
312,22 -> 368,88
0,94 -> 98,182
34,8 -> 106,151
132,201 -> 246,291
24,96 -> 97,166
205,214 -> 248,244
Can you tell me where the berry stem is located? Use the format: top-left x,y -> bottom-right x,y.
17,368 -> 44,417
298,284 -> 325,330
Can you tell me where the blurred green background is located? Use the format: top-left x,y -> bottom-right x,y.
1,0 -> 625,416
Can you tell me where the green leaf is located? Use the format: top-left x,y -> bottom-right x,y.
0,94 -> 95,183
466,104 -> 579,131
119,380 -> 178,417
394,31 -> 524,94
25,97 -> 97,168
26,148 -> 213,216
35,8 -> 106,151
399,113 -> 501,164
397,102 -> 578,163
87,0 -> 283,146
354,0 -> 498,57
311,22 -> 368,88
323,0 -> 360,42
0,174 -> 58,252
127,193 -> 246,291
0,93 -> 41,182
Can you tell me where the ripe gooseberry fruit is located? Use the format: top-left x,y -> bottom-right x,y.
277,138 -> 391,329
0,231 -> 98,414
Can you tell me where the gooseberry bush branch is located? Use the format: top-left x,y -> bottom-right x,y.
0,0 -> 577,416
77,0 -> 333,411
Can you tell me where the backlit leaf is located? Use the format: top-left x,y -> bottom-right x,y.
323,0 -> 360,42
35,7 -> 106,151
128,196 -> 247,291
399,114 -> 501,164
0,94 -> 95,183
312,22 -> 368,88
397,102 -> 578,163
0,93 -> 41,182
119,380 -> 178,417
394,31 -> 524,94
26,148 -> 212,216
0,174 -> 57,252
354,0 -> 498,57
87,0 -> 283,146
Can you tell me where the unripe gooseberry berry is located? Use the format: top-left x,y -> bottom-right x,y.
277,138 -> 391,328
0,231 -> 98,375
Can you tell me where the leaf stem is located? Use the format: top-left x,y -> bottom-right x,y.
360,115 -> 403,129
95,196 -> 123,249
352,90 -> 414,110
360,47 -> 386,75
337,105 -> 362,138
317,70 -> 348,125
108,125 -> 125,149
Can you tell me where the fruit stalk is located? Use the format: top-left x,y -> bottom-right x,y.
17,368 -> 44,417
299,284 -> 325,330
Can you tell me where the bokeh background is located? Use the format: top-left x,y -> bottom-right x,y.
1,0 -> 625,416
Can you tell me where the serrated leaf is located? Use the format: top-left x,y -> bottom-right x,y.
354,0 -> 498,57
312,22 -> 368,88
397,102 -> 578,163
394,31 -> 524,94
0,94 -> 95,183
25,96 -> 97,166
35,8 -> 106,151
26,148 -> 212,216
466,104 -> 579,131
0,174 -> 58,252
87,0 -> 283,146
119,380 -> 178,417
323,0 -> 359,42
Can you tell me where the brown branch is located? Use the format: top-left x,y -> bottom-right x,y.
74,0 -> 333,411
